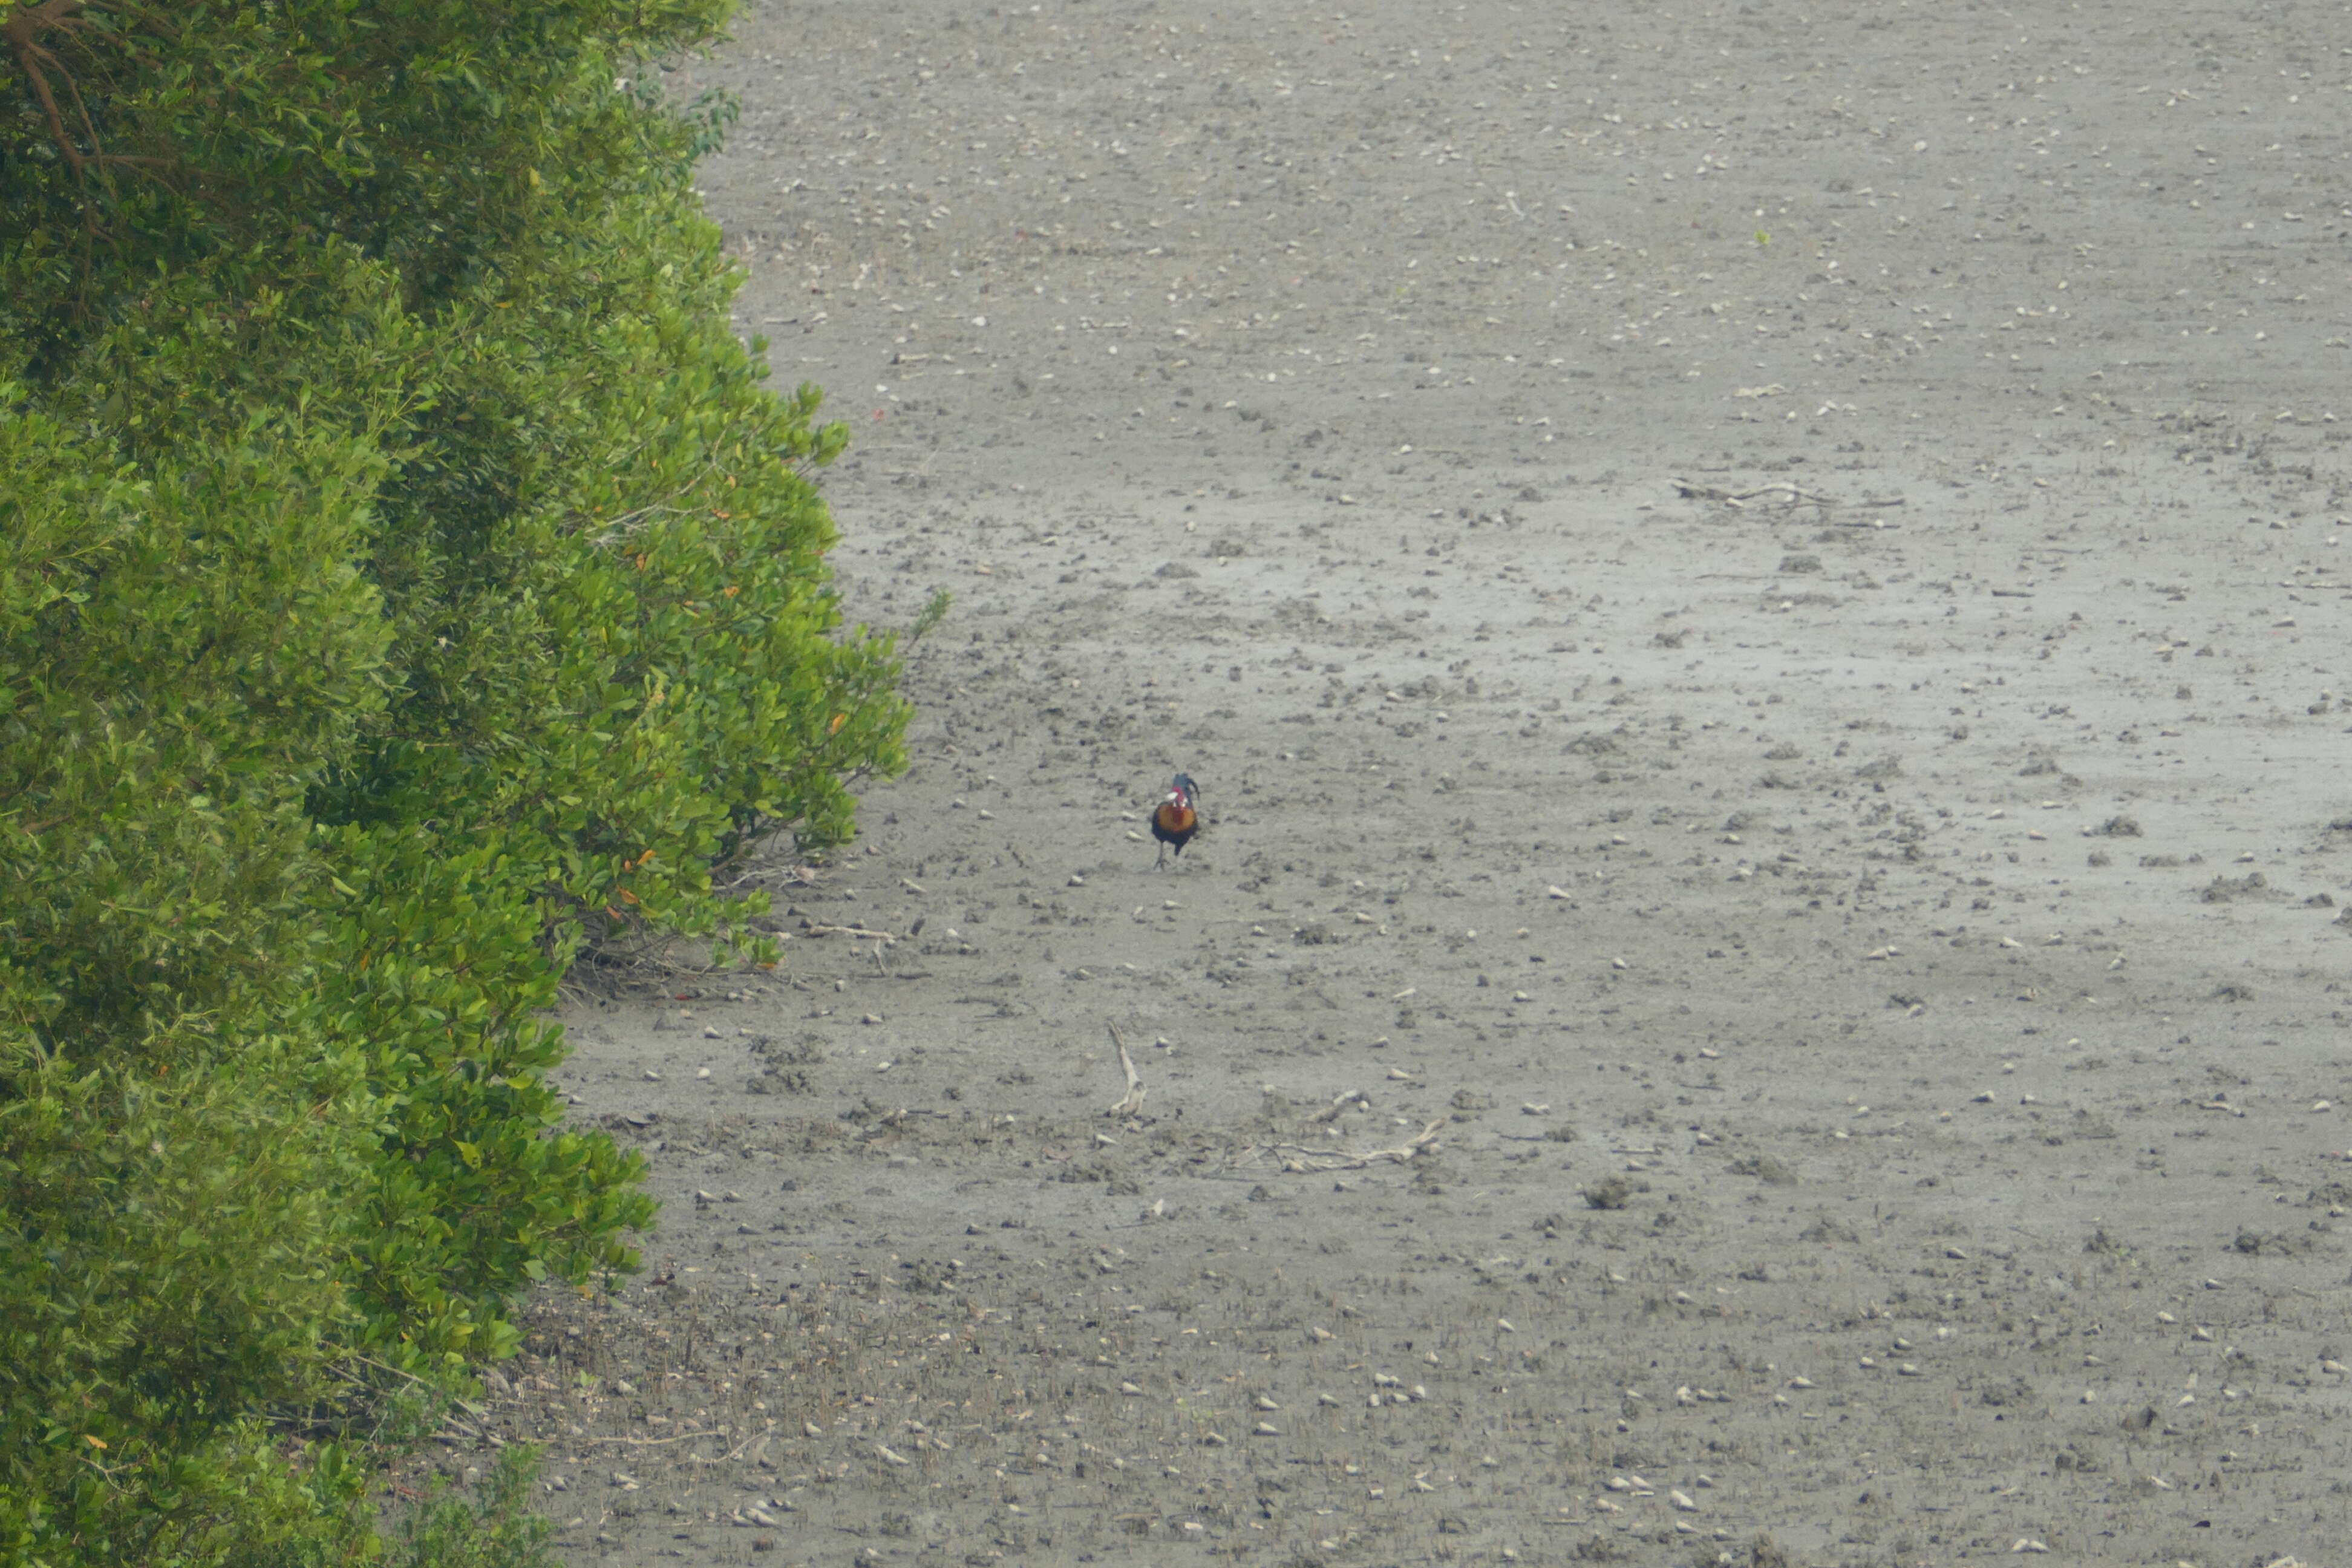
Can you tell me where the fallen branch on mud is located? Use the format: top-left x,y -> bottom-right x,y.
1671,477 -> 1835,506
1105,1024 -> 1146,1119
1670,476 -> 1905,523
1234,1117 -> 1446,1174
804,923 -> 899,942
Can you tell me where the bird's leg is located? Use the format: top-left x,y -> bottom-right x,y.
1154,840 -> 1168,870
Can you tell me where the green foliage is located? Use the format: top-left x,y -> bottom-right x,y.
909,589 -> 956,646
381,1448 -> 557,1568
2,0 -> 908,1561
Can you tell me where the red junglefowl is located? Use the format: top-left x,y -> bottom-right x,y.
1151,773 -> 1201,869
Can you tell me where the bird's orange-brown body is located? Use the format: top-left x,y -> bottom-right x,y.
1151,773 -> 1200,867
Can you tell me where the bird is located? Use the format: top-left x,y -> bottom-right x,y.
1151,773 -> 1201,869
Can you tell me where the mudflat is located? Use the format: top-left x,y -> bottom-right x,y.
465,4 -> 2352,1564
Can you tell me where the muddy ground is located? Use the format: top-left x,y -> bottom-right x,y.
428,2 -> 2352,1564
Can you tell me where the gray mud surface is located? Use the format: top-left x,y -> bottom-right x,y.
437,4 -> 2352,1564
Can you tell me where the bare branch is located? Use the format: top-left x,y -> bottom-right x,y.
1105,1024 -> 1145,1119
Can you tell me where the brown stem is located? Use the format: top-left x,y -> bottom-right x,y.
10,31 -> 90,172
7,2 -> 167,191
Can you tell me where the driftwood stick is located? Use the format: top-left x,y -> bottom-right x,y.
805,923 -> 898,941
1106,1024 -> 1146,1118
1671,477 -> 1902,524
1671,477 -> 1837,505
1266,1118 -> 1445,1172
